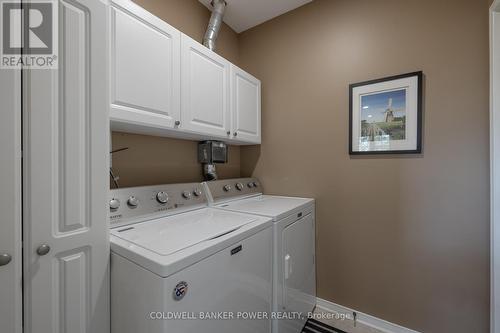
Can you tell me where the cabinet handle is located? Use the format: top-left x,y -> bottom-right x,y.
174,120 -> 180,126
226,131 -> 231,135
233,132 -> 238,137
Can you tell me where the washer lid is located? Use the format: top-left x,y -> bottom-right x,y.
216,195 -> 314,220
111,209 -> 258,256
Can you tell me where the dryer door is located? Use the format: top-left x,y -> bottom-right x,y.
282,213 -> 316,315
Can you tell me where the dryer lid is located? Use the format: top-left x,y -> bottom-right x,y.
216,195 -> 314,220
110,208 -> 257,256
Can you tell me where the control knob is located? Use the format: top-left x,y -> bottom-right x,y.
247,182 -> 254,188
223,184 -> 232,192
156,191 -> 169,204
235,183 -> 244,191
182,191 -> 192,199
109,198 -> 120,210
193,188 -> 202,197
127,196 -> 139,208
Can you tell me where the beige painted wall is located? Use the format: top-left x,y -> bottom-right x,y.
111,132 -> 240,187
238,0 -> 490,332
111,0 -> 241,187
111,0 -> 491,331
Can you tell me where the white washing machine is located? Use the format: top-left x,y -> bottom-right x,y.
203,178 -> 316,333
108,182 -> 273,333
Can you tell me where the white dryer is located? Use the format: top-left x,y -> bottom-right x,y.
108,182 -> 273,333
203,178 -> 316,333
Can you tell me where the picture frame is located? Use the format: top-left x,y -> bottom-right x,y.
349,71 -> 423,155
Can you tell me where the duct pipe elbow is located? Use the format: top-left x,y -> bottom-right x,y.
203,0 -> 227,51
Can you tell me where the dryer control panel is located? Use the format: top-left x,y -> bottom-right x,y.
109,183 -> 207,228
204,178 -> 262,204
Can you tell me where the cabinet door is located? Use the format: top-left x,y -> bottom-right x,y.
110,0 -> 180,129
181,34 -> 230,138
23,0 -> 110,332
231,65 -> 261,143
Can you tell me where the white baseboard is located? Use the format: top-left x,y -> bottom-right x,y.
315,298 -> 421,333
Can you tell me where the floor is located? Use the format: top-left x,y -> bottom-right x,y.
313,307 -> 385,333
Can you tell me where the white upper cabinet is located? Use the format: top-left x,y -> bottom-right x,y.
230,65 -> 261,144
181,34 -> 231,138
110,0 -> 181,129
108,3 -> 261,144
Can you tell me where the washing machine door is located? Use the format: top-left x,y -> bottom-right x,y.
282,213 -> 316,316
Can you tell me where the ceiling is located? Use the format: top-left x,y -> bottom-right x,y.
198,0 -> 313,33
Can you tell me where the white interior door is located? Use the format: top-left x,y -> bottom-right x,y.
231,65 -> 261,143
0,67 -> 23,333
181,34 -> 230,138
23,0 -> 110,332
110,0 -> 181,129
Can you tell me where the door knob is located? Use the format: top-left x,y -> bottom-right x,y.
36,244 -> 50,256
0,253 -> 12,266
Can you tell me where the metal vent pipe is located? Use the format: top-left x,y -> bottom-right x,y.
203,0 -> 227,51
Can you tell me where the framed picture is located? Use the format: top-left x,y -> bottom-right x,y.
349,71 -> 423,155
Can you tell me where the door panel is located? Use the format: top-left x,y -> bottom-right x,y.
181,34 -> 230,138
231,65 -> 261,143
0,65 -> 22,333
55,247 -> 90,333
282,214 -> 316,314
110,0 -> 181,129
23,0 -> 110,332
59,0 -> 90,234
